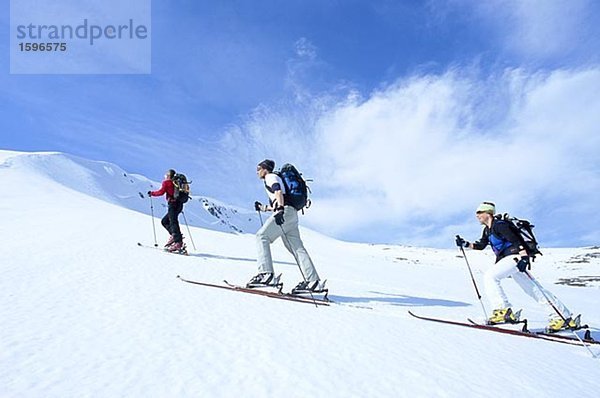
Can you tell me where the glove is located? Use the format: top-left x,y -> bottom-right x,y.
455,235 -> 469,248
274,209 -> 285,225
254,201 -> 263,212
516,256 -> 530,272
147,191 -> 152,197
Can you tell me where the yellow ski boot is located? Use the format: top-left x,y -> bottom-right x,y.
547,315 -> 581,333
487,308 -> 521,325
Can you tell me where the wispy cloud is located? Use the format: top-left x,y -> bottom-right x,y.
294,37 -> 317,60
428,0 -> 599,62
214,66 -> 600,247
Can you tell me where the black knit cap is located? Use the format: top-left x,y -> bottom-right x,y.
257,159 -> 275,172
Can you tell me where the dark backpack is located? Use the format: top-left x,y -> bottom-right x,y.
172,173 -> 191,203
273,163 -> 310,211
494,213 -> 542,260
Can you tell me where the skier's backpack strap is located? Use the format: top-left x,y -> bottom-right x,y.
264,181 -> 275,194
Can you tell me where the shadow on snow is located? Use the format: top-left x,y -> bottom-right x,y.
188,252 -> 296,266
329,291 -> 470,308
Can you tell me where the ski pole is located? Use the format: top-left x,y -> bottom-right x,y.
525,271 -> 567,321
149,195 -> 158,247
181,211 -> 196,251
524,271 -> 597,358
278,220 -> 318,308
456,236 -> 488,321
257,210 -> 263,226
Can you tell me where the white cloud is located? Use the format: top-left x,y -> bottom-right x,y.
216,67 -> 600,246
314,68 -> 599,233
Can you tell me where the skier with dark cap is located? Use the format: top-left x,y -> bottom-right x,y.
248,159 -> 324,294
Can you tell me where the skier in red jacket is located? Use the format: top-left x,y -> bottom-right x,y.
148,169 -> 185,253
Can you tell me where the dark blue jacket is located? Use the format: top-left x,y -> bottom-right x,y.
472,219 -> 524,262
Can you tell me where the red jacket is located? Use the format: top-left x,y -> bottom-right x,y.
150,179 -> 175,202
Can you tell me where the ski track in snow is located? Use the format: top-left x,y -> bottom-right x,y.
1,150 -> 600,397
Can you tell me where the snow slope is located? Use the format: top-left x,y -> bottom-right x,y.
1,150 -> 599,398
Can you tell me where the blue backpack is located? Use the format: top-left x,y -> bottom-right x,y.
276,164 -> 310,211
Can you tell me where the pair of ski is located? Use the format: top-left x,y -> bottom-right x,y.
408,311 -> 598,347
177,275 -> 331,306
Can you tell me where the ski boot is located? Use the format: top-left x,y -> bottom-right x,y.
246,273 -> 281,288
546,315 -> 581,333
291,280 -> 328,298
164,235 -> 176,248
487,308 -> 521,325
166,241 -> 187,255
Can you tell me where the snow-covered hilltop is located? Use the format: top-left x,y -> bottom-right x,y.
0,150 -> 260,235
1,150 -> 599,397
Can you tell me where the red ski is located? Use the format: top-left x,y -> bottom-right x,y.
177,275 -> 330,306
408,311 -> 598,347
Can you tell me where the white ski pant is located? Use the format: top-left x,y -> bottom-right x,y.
256,206 -> 320,282
483,255 -> 571,320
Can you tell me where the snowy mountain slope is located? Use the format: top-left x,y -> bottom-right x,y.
1,150 -> 599,397
0,150 -> 260,235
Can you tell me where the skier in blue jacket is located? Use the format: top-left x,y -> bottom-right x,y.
456,202 -> 580,332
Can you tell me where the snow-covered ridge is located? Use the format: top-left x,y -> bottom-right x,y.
0,150 -> 260,234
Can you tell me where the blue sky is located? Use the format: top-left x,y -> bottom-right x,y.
2,0 -> 600,247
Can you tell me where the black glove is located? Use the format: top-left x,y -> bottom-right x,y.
254,201 -> 263,212
274,209 -> 285,225
516,256 -> 530,272
147,191 -> 152,197
455,235 -> 469,248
